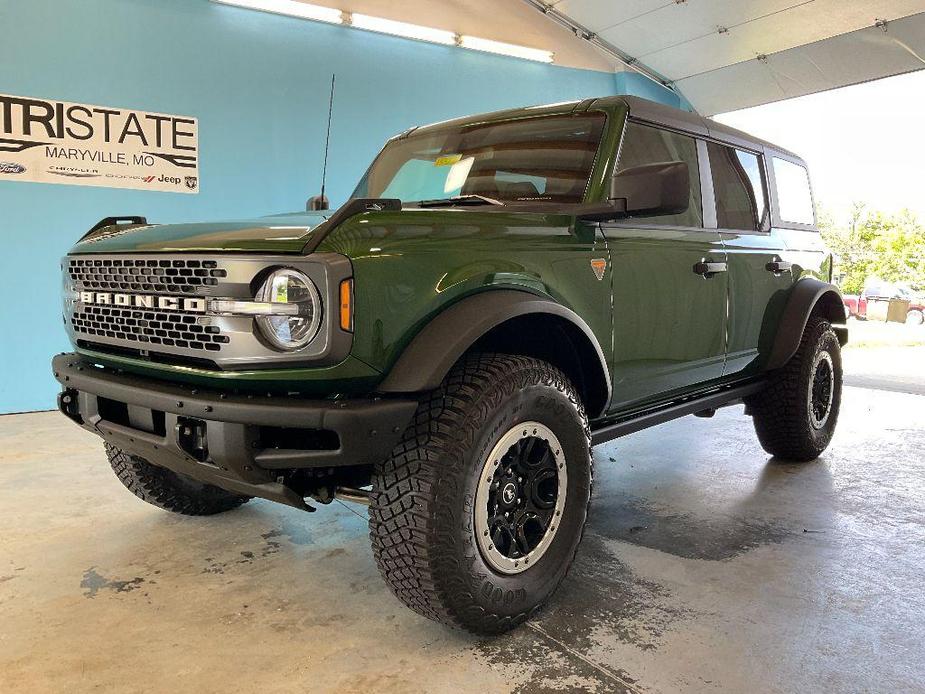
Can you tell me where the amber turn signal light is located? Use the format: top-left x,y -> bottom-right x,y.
339,279 -> 353,332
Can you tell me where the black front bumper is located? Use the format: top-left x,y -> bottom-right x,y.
52,353 -> 418,510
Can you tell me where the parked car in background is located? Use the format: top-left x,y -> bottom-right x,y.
844,281 -> 925,325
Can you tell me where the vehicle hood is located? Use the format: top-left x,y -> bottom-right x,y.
69,211 -> 330,254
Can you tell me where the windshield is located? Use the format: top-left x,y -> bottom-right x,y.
352,113 -> 606,205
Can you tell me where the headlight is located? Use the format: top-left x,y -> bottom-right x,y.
254,268 -> 322,351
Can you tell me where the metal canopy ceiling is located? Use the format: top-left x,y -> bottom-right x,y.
536,0 -> 925,114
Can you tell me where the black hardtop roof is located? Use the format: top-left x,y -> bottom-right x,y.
408,95 -> 804,165
613,95 -> 803,161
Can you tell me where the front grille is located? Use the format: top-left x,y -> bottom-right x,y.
67,255 -> 234,357
71,305 -> 230,352
67,257 -> 227,295
64,252 -> 344,370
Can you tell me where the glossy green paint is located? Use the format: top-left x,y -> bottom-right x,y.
70,212 -> 331,254
76,347 -> 382,395
720,226 -> 828,376
600,224 -> 728,410
73,205 -> 616,398
317,209 -> 613,379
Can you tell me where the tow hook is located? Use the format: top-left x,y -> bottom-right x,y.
177,417 -> 209,462
58,389 -> 82,424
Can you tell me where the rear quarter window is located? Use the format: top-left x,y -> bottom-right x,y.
773,157 -> 815,226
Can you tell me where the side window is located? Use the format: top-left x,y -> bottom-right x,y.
615,122 -> 702,228
773,157 -> 815,225
707,143 -> 768,231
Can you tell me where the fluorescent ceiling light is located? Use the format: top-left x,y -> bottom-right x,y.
213,0 -> 343,24
212,2 -> 555,64
351,14 -> 456,45
459,36 -> 554,63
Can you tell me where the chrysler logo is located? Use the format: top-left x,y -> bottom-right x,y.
79,291 -> 206,312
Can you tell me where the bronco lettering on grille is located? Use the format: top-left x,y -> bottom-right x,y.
79,292 -> 206,312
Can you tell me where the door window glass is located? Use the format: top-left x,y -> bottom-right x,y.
615,122 -> 702,228
708,143 -> 768,231
773,157 -> 815,225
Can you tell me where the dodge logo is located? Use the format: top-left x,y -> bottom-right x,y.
79,291 -> 206,312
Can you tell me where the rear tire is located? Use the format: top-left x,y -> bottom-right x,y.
369,353 -> 592,634
747,316 -> 842,462
907,309 -> 924,326
106,444 -> 251,516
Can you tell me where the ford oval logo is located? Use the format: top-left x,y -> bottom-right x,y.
0,162 -> 26,175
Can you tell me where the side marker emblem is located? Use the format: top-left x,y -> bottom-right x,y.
590,258 -> 607,281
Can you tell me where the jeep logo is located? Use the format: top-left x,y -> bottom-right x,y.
79,292 -> 206,312
158,174 -> 181,185
0,162 -> 26,174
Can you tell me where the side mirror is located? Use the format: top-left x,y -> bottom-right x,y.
612,161 -> 689,217
575,161 -> 690,223
307,194 -> 330,211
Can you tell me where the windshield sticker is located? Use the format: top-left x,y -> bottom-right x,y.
0,92 -> 199,194
434,154 -> 463,167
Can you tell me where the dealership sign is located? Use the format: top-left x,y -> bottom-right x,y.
0,93 -> 199,194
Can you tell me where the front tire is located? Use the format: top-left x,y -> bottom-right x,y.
107,444 -> 251,516
747,316 -> 842,462
369,354 -> 592,634
907,309 -> 924,326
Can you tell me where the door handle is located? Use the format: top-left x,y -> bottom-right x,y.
693,260 -> 727,278
766,260 -> 793,274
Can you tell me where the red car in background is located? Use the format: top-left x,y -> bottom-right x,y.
844,281 -> 925,325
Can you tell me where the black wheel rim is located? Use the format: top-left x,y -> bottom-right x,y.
809,351 -> 835,429
474,422 -> 566,574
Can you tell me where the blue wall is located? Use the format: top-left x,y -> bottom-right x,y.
614,72 -> 692,111
0,0 -> 677,413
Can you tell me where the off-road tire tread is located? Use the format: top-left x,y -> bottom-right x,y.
106,444 -> 251,515
747,316 -> 841,462
369,353 -> 591,634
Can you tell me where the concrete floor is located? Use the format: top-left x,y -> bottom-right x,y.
843,347 -> 925,396
2,383 -> 924,693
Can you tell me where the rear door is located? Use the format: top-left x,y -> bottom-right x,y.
601,122 -> 728,411
708,143 -> 797,376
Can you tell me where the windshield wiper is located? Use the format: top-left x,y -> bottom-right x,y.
418,195 -> 504,208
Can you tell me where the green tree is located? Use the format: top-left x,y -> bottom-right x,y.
819,204 -> 925,295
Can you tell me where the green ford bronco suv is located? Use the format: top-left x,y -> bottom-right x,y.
54,96 -> 846,634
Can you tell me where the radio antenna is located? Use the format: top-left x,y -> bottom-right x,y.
318,74 -> 335,208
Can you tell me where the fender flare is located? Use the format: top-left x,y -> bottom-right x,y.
766,278 -> 848,370
377,290 -> 612,412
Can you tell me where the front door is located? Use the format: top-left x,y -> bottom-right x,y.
602,121 -> 728,411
